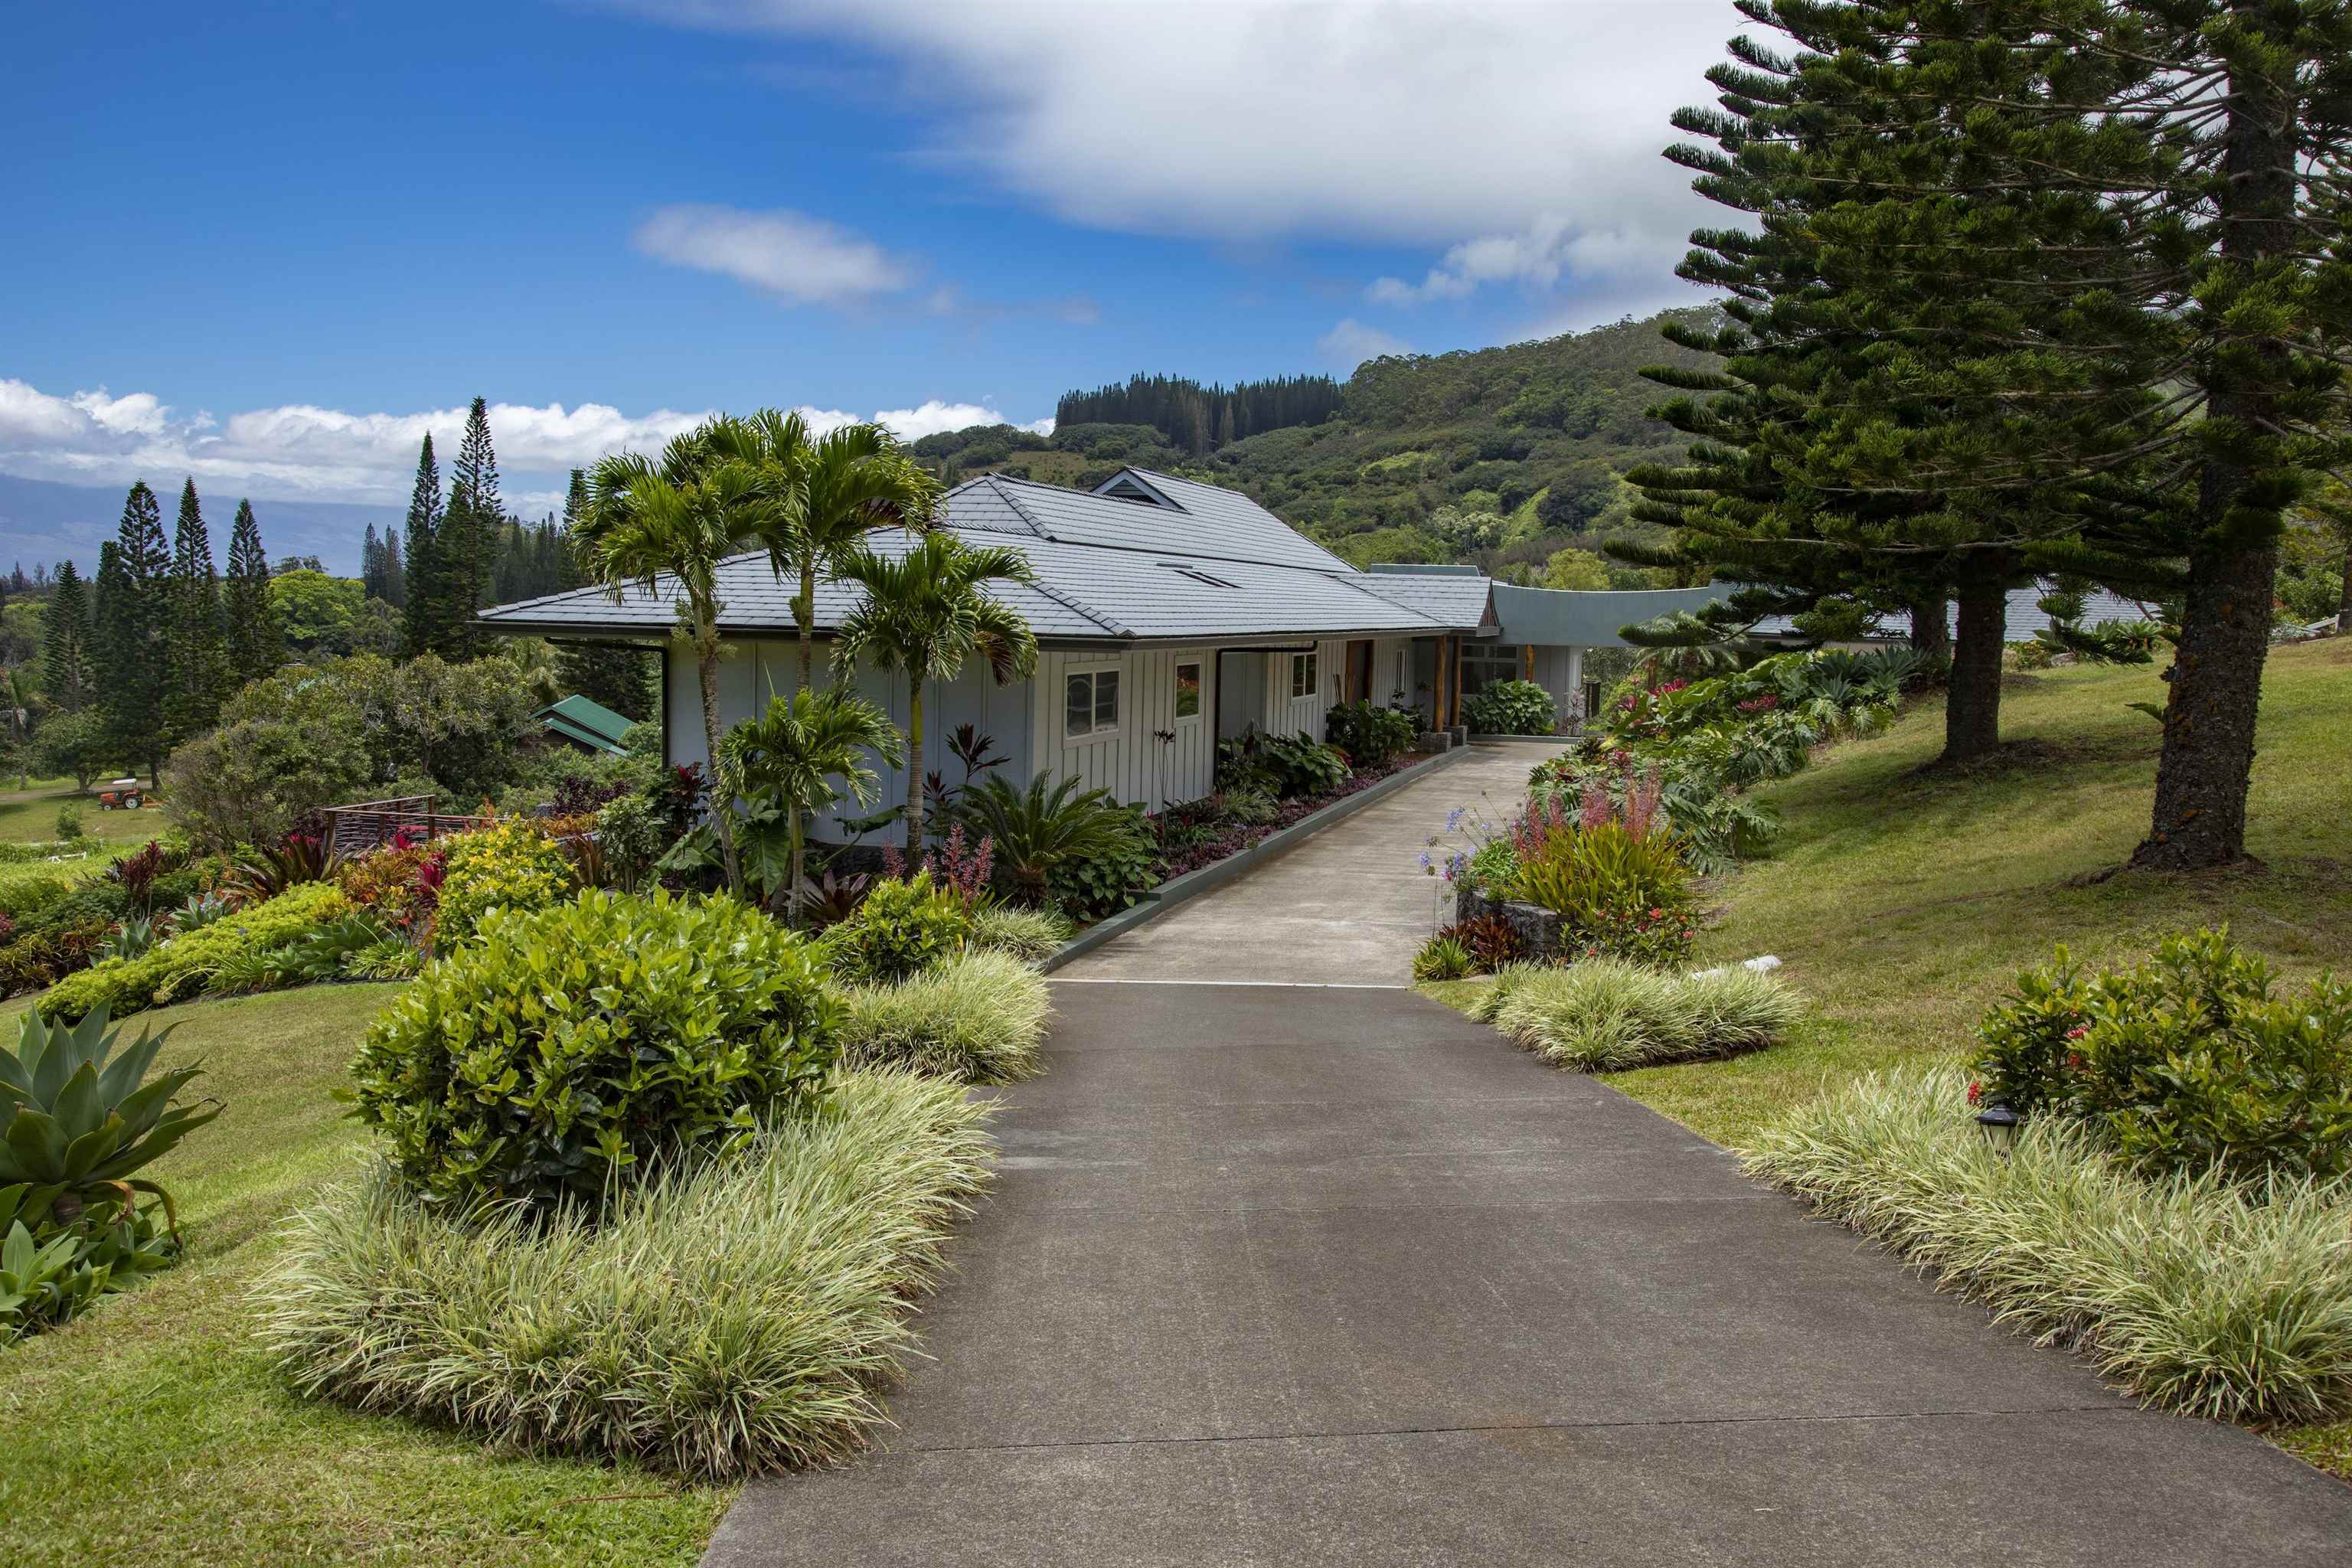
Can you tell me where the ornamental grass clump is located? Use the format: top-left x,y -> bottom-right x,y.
260,1067 -> 995,1477
967,903 -> 1072,965
348,889 -> 840,1208
838,951 -> 1052,1083
1479,958 -> 1802,1071
1744,1065 -> 2352,1426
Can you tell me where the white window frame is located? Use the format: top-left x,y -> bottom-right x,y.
1288,650 -> 1318,701
1173,658 -> 1204,724
1063,662 -> 1123,743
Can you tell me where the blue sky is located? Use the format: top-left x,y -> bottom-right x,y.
2,1 -> 1738,514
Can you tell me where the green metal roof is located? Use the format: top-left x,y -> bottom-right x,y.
534,693 -> 635,754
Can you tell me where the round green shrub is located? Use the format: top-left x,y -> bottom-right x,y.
1975,927 -> 2352,1184
820,871 -> 975,985
433,818 -> 577,946
1462,679 -> 1557,736
349,890 -> 842,1207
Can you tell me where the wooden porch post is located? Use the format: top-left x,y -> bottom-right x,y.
1522,645 -> 1535,681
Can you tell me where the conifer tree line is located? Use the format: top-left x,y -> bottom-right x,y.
1055,372 -> 1344,454
1628,0 -> 2351,873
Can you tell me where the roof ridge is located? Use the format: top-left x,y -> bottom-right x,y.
982,474 -> 1054,540
1021,567 -> 1132,639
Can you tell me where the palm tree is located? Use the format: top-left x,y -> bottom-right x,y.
831,534 -> 1040,853
578,421 -> 773,893
705,410 -> 941,692
718,685 -> 906,920
705,410 -> 936,903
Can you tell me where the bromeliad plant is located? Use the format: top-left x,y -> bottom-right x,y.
0,1007 -> 220,1250
1500,773 -> 1698,967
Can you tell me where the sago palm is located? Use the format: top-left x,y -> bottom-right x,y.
717,685 -> 906,919
831,534 -> 1039,852
580,419 -> 775,893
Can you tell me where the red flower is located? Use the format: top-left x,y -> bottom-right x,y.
2064,1025 -> 2088,1040
1966,1080 -> 1983,1106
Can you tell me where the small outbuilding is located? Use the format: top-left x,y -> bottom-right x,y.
533,694 -> 637,756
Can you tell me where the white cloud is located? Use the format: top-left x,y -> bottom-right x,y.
634,204 -> 917,304
0,377 -> 1050,504
873,400 -> 1054,441
1316,318 -> 1412,371
642,2 -> 1740,302
1367,212 -> 1682,308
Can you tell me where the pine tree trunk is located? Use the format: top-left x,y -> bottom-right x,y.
1907,594 -> 1951,670
903,678 -> 926,856
696,636 -> 742,893
2130,19 -> 2292,872
2128,534 -> 2277,870
1941,582 -> 2004,761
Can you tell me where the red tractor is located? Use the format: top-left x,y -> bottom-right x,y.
96,777 -> 144,811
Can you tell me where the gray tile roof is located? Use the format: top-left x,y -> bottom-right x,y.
480,470 -> 1455,645
942,468 -> 1355,573
1354,571 -> 1497,632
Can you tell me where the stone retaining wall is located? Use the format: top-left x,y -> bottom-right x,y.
1454,884 -> 1566,960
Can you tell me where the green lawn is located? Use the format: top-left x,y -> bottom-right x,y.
0,985 -> 730,1566
1423,635 -> 2352,1477
0,779 -> 168,847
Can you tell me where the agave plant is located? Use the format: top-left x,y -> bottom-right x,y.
0,1008 -> 220,1234
99,914 -> 166,962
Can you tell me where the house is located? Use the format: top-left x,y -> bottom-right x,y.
479,468 -> 1497,833
532,693 -> 637,756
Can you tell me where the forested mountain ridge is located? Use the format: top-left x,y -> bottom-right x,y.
908,308 -> 1722,583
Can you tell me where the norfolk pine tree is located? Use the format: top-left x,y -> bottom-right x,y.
41,558 -> 95,714
163,479 -> 230,745
1761,0 -> 2352,867
224,498 -> 284,686
96,483 -> 171,783
400,433 -> 445,658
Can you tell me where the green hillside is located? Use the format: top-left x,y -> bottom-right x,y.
910,309 -> 1719,580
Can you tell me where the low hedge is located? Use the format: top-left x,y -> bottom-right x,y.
39,883 -> 351,1022
260,1068 -> 995,1478
838,951 -> 1053,1083
1745,1066 -> 2352,1426
1472,959 -> 1802,1070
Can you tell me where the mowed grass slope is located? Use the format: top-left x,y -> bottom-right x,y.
0,985 -> 730,1567
1600,635 -> 2352,1149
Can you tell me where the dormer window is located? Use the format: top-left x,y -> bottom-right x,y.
1093,471 -> 1184,510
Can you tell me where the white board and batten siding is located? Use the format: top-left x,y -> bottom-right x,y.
663,638 -> 1035,837
1033,647 -> 1218,814
1248,637 -> 1348,742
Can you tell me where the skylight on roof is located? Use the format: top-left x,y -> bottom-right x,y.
1161,562 -> 1240,590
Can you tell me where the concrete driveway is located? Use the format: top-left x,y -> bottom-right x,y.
706,983 -> 2352,1566
1056,742 -> 1564,985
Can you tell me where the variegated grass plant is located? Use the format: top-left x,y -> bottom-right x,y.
837,950 -> 1052,1083
257,1069 -> 995,1478
1744,1065 -> 2352,1426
